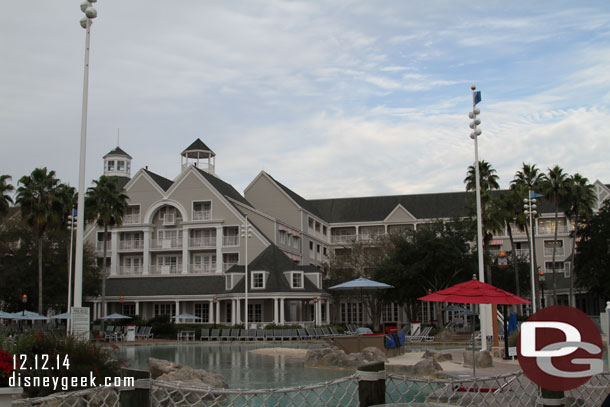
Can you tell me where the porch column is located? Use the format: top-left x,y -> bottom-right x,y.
274,298 -> 279,324
182,228 -> 189,274
231,300 -> 236,324
143,229 -> 151,275
209,300 -> 215,324
315,300 -> 321,326
216,227 -> 223,273
235,299 -> 241,324
279,298 -> 285,324
326,300 -> 331,324
135,301 -> 140,317
110,230 -> 119,275
175,300 -> 180,319
216,299 -> 221,323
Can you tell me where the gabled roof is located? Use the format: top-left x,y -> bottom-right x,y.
194,167 -> 250,206
106,275 -> 225,296
143,169 -> 173,191
227,245 -> 321,293
264,173 -> 323,218
109,176 -> 130,190
182,138 -> 215,156
103,147 -> 132,159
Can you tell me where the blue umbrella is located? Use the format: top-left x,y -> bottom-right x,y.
12,311 -> 48,321
0,311 -> 14,319
102,313 -> 132,320
171,313 -> 201,321
50,312 -> 71,320
329,277 -> 394,328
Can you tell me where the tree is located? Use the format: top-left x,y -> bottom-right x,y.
85,176 -> 128,326
542,165 -> 569,305
16,168 -> 69,314
0,174 -> 14,217
575,200 -> 610,303
565,174 -> 596,306
464,160 -> 502,284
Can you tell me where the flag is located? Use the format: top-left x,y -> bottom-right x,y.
474,91 -> 482,105
529,190 -> 544,199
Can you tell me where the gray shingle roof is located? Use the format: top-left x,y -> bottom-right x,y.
103,147 -> 132,159
195,167 -> 251,206
111,176 -> 130,190
106,276 -> 225,296
264,173 -> 323,218
182,139 -> 215,156
143,169 -> 173,191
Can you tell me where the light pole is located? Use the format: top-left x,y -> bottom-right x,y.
538,270 -> 545,308
469,85 -> 487,350
73,0 -> 98,314
524,191 -> 538,314
21,294 -> 28,316
241,217 -> 252,328
67,207 -> 76,335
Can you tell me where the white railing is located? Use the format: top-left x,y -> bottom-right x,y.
223,263 -> 237,272
123,214 -> 140,224
119,240 -> 144,250
538,225 -> 568,235
544,247 -> 565,257
193,210 -> 211,221
151,238 -> 183,249
150,265 -> 180,275
358,233 -> 382,242
119,266 -> 141,275
189,264 -> 216,274
330,234 -> 356,244
163,213 -> 176,225
515,248 -> 529,258
223,236 -> 239,247
189,236 -> 216,248
95,241 -> 110,252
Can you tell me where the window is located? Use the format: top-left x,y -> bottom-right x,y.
538,218 -> 567,234
322,226 -> 327,236
248,304 -> 262,322
293,236 -> 300,249
309,241 -> 313,250
154,303 -> 176,317
193,201 -> 211,220
340,302 -> 361,323
107,160 -> 114,171
223,253 -> 238,272
194,303 -> 210,322
122,304 -> 136,316
117,161 -> 125,171
545,261 -> 565,272
252,272 -> 265,289
544,240 -> 564,256
225,302 -> 232,323
382,303 -> 399,322
194,254 -> 216,273
565,262 -> 571,278
308,218 -> 314,229
279,230 -> 287,244
126,162 -> 131,173
291,272 -> 303,289
388,224 -> 414,235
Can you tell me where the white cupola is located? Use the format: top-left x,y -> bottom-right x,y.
181,138 -> 215,174
103,146 -> 132,179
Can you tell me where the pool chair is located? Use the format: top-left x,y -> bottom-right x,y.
407,326 -> 433,342
314,328 -> 326,338
287,329 -> 299,341
210,329 -> 221,341
247,329 -> 257,341
236,329 -> 246,341
200,328 -> 210,341
220,329 -> 232,341
321,327 -> 332,337
329,327 -> 343,336
255,329 -> 266,341
297,328 -> 309,339
280,329 -> 292,341
230,329 -> 240,341
306,328 -> 318,339
271,329 -> 282,341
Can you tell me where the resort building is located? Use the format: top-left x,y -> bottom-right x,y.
85,139 -> 610,325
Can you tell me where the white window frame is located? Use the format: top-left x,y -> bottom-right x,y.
192,200 -> 212,221
291,271 -> 304,289
251,271 -> 265,289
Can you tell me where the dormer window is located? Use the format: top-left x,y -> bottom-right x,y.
117,160 -> 125,171
291,272 -> 304,289
107,160 -> 115,171
252,272 -> 265,289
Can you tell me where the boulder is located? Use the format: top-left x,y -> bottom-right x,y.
386,359 -> 443,377
148,357 -> 228,388
463,350 -> 493,368
422,350 -> 452,362
362,347 -> 387,363
305,346 -> 385,369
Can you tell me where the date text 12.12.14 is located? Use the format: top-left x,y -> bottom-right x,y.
13,354 -> 70,370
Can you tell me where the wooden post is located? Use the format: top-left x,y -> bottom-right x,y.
540,388 -> 564,407
357,361 -> 385,407
120,368 -> 151,407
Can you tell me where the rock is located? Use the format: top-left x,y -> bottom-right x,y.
306,346 -> 386,369
422,350 -> 452,362
413,359 -> 442,375
305,347 -> 337,366
362,347 -> 387,363
148,357 -> 228,388
463,350 -> 493,368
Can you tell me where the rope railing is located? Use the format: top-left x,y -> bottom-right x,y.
12,386 -> 121,407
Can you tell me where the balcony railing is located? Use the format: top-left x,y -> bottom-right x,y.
223,262 -> 237,272
193,210 -> 211,221
330,235 -> 357,244
515,248 -> 530,258
150,265 -> 180,275
189,237 -> 216,249
151,238 -> 183,249
119,266 -> 141,275
544,247 -> 565,257
538,225 -> 569,235
96,241 -> 110,252
223,236 -> 239,247
358,233 -> 383,242
189,264 -> 216,274
119,240 -> 144,250
123,214 -> 140,225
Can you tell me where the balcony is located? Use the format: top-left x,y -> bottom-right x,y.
193,210 -> 211,221
123,214 -> 140,225
189,237 -> 216,249
96,241 -> 110,252
223,236 -> 239,247
151,238 -> 183,250
358,233 -> 383,242
515,248 -> 530,258
544,247 -> 565,257
189,264 -> 216,274
150,265 -> 180,275
538,225 -> 569,235
119,266 -> 141,276
330,235 -> 357,244
118,240 -> 144,251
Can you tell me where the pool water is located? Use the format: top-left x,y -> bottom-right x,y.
114,343 -> 354,389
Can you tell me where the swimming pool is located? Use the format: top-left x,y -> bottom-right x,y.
114,343 -> 355,389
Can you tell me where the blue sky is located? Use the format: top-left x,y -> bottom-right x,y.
1,1 -> 609,199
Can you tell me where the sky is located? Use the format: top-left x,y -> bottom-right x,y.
1,1 -> 610,200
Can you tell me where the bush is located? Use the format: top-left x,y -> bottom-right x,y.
4,332 -> 122,397
149,315 -> 176,339
263,323 -> 303,330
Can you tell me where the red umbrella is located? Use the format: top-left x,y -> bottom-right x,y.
418,275 -> 530,377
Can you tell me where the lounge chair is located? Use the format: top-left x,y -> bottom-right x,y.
272,329 -> 282,341
314,328 -> 326,338
306,328 -> 318,339
287,329 -> 299,340
220,329 -> 232,341
321,327 -> 332,337
408,326 -> 433,342
297,328 -> 309,339
329,327 -> 343,336
230,329 -> 240,341
200,328 -> 210,341
255,329 -> 266,341
210,329 -> 221,341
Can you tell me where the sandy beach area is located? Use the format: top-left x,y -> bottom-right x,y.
248,347 -> 310,358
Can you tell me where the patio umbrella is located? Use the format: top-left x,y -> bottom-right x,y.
11,311 -> 49,321
171,313 -> 201,321
0,311 -> 14,319
50,312 -> 71,320
329,277 -> 393,328
102,313 -> 132,320
419,275 -> 529,377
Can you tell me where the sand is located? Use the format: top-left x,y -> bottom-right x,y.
248,347 -> 309,358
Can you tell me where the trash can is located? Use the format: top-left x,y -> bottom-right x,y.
126,325 -> 136,342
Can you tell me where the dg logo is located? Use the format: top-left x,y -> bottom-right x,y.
518,305 -> 603,391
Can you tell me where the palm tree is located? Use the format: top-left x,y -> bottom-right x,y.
464,160 -> 502,283
542,165 -> 569,305
565,174 -> 596,306
494,189 -> 525,297
86,176 -> 128,326
16,168 -> 66,314
0,174 -> 14,217
510,163 -> 543,308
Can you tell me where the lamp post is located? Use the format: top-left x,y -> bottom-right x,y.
67,207 -> 76,335
538,270 -> 545,308
313,296 -> 318,326
241,217 -> 252,328
212,296 -> 217,329
469,85 -> 487,350
524,192 -> 538,314
21,294 -> 28,316
73,0 -> 98,314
